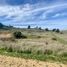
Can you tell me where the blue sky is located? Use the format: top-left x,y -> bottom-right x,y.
0,0 -> 67,30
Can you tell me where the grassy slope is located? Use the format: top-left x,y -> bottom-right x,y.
0,29 -> 67,64
52,32 -> 67,45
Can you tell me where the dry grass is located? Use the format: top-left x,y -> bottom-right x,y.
0,31 -> 13,41
0,30 -> 67,53
0,29 -> 67,63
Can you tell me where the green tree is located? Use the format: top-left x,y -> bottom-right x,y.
52,29 -> 56,32
56,29 -> 60,33
45,28 -> 49,31
0,23 -> 4,28
39,27 -> 42,30
28,25 -> 31,29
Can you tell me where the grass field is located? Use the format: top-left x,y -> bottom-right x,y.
0,28 -> 67,64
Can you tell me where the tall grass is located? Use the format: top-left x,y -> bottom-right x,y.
0,30 -> 67,63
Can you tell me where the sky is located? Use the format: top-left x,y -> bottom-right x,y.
0,0 -> 67,30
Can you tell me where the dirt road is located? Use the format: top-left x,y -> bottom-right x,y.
0,55 -> 67,67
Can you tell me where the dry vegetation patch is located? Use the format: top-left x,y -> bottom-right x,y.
0,30 -> 67,65
0,32 -> 13,41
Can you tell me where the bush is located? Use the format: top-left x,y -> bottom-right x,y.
13,31 -> 27,39
37,50 -> 42,55
45,42 -> 48,45
60,32 -> 63,34
52,37 -> 57,41
44,49 -> 53,55
22,49 -> 32,54
7,46 -> 13,52
37,36 -> 41,38
61,52 -> 67,57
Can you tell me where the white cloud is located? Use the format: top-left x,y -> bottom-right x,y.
53,13 -> 67,18
53,13 -> 61,17
0,2 -> 67,23
30,3 -> 67,13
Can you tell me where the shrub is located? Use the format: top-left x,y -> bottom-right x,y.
37,36 -> 41,38
17,50 -> 23,53
13,31 -> 27,39
60,32 -> 63,34
61,52 -> 67,57
7,47 -> 13,52
37,50 -> 42,55
45,42 -> 48,45
52,37 -> 57,41
23,49 -> 32,54
44,49 -> 53,55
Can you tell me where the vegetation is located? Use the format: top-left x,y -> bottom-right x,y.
56,29 -> 60,33
52,28 -> 60,33
39,27 -> 42,30
52,37 -> 57,41
13,31 -> 27,39
27,25 -> 31,29
0,23 -> 14,30
0,46 -> 67,63
0,23 -> 4,28
52,29 -> 62,34
45,28 -> 49,31
52,29 -> 56,32
0,27 -> 67,64
7,46 -> 13,52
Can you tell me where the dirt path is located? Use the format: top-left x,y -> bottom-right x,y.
0,55 -> 67,67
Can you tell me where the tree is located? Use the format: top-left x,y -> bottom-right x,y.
56,29 -> 60,33
52,28 -> 56,32
39,27 -> 42,30
35,26 -> 38,29
28,25 -> 31,29
0,23 -> 4,28
45,28 -> 49,31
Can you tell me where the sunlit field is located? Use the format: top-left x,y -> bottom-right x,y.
0,28 -> 67,65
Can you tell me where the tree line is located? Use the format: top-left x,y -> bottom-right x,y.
27,25 -> 60,33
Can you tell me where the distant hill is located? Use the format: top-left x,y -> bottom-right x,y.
0,23 -> 14,29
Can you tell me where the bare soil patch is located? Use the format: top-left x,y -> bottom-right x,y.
0,55 -> 67,67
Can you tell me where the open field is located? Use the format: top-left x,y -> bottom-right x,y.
0,28 -> 67,66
